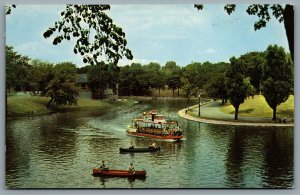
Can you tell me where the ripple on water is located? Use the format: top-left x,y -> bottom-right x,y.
5,100 -> 294,188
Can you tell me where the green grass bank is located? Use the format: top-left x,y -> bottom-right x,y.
6,93 -> 135,118
220,95 -> 294,118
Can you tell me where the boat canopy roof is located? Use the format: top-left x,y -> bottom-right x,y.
132,118 -> 144,121
132,110 -> 177,125
132,120 -> 178,125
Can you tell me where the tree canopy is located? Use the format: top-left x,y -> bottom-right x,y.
181,62 -> 202,101
162,61 -> 182,97
6,46 -> 31,92
87,62 -> 119,99
239,52 -> 265,93
226,57 -> 250,120
45,62 -> 79,108
261,45 -> 293,120
29,59 -> 55,95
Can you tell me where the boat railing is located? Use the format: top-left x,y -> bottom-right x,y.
136,127 -> 183,136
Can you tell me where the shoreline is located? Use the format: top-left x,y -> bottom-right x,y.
6,105 -> 113,119
6,96 -> 135,119
178,107 -> 294,127
120,95 -> 209,101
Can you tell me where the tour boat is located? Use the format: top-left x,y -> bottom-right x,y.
119,146 -> 161,153
126,109 -> 184,141
92,168 -> 146,178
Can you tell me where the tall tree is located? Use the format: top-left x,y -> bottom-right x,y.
201,61 -> 229,87
261,45 -> 293,120
87,62 -> 119,99
181,62 -> 202,102
144,62 -> 165,95
156,71 -> 166,95
226,57 -> 250,120
29,59 -> 55,94
163,61 -> 177,75
205,74 -> 228,104
162,61 -> 182,97
119,63 -> 150,96
181,77 -> 193,103
118,65 -> 133,96
6,46 -> 31,92
168,71 -> 182,97
45,62 -> 79,108
239,52 -> 265,93
195,4 -> 294,62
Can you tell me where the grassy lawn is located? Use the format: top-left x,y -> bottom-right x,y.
220,95 -> 294,118
6,93 -> 134,117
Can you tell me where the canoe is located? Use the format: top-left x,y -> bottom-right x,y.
92,168 -> 146,178
119,147 -> 161,153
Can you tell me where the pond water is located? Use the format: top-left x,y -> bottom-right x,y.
5,99 -> 294,188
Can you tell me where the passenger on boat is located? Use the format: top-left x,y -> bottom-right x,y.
129,142 -> 134,149
149,142 -> 157,148
128,163 -> 135,173
99,161 -> 109,171
163,128 -> 168,135
172,128 -> 176,136
176,131 -> 182,136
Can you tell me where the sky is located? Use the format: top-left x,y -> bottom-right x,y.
6,4 -> 290,67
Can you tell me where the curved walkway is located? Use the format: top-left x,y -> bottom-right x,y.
178,101 -> 294,127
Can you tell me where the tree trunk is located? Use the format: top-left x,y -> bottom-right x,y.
284,4 -> 294,62
272,107 -> 277,121
100,88 -> 104,100
178,88 -> 180,96
234,105 -> 239,120
172,89 -> 175,97
47,98 -> 53,109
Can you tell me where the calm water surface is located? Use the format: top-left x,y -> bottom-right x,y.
6,99 -> 294,188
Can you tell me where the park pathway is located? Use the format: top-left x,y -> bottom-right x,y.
178,101 -> 293,127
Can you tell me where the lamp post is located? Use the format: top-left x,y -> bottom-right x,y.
198,93 -> 201,116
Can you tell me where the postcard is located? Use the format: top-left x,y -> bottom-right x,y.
5,4 -> 294,189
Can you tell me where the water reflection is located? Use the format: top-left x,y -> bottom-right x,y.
225,127 -> 246,188
224,126 -> 294,188
6,99 -> 293,188
261,128 -> 294,188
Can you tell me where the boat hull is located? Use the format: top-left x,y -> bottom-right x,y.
127,131 -> 183,141
92,169 -> 146,178
119,147 -> 160,153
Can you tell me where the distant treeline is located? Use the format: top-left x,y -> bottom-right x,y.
6,44 -> 293,120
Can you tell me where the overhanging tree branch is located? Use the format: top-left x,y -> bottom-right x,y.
194,4 -> 294,62
43,5 -> 133,65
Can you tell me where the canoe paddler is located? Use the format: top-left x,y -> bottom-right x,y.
129,141 -> 134,149
99,160 -> 109,171
128,163 -> 135,174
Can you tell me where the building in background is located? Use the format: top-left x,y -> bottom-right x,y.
76,74 -> 118,100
